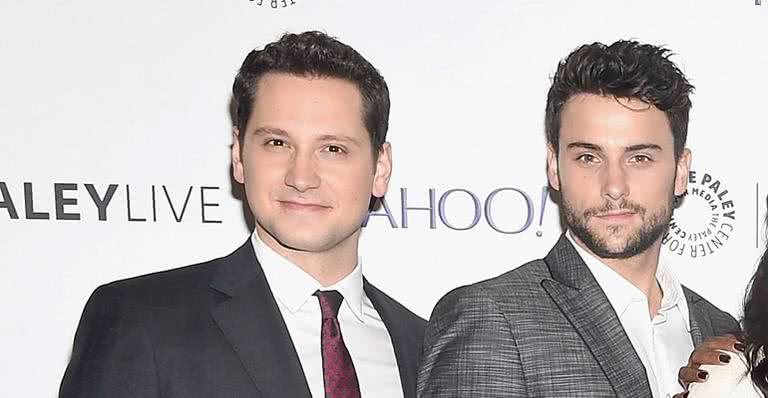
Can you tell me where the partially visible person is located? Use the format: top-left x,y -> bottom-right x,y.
680,218 -> 768,397
673,334 -> 742,398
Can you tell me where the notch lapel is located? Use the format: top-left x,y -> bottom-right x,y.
541,235 -> 652,398
209,242 -> 312,398
684,289 -> 712,346
365,280 -> 420,398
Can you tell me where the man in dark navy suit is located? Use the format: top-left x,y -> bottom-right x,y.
60,31 -> 425,398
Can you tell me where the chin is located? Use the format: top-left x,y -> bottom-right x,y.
267,231 -> 331,253
591,226 -> 635,242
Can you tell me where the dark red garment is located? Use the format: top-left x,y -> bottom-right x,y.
314,290 -> 361,398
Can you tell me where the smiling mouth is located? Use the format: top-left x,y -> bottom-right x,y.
278,200 -> 332,211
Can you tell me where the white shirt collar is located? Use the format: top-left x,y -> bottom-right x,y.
250,231 -> 366,323
566,231 -> 690,330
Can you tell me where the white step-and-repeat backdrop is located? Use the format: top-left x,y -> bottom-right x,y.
2,0 -> 767,396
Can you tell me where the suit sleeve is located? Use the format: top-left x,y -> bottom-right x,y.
59,285 -> 159,398
417,285 -> 525,397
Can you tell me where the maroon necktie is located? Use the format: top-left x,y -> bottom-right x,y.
314,290 -> 361,398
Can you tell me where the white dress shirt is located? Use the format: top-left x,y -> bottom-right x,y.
251,232 -> 404,398
567,233 -> 694,398
687,351 -> 763,398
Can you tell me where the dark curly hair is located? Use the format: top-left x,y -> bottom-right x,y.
232,31 -> 389,154
743,208 -> 768,395
545,40 -> 694,160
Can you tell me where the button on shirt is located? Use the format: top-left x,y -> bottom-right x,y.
567,233 -> 694,398
251,232 -> 404,398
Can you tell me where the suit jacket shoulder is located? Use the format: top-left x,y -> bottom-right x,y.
428,257 -> 557,324
90,255 -> 226,308
473,258 -> 552,300
683,285 -> 740,340
365,280 -> 426,333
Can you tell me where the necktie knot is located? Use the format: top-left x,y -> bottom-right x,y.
314,290 -> 344,319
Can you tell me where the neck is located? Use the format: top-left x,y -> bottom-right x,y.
573,235 -> 664,316
256,228 -> 360,287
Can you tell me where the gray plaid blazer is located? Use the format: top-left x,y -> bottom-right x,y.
418,234 -> 739,398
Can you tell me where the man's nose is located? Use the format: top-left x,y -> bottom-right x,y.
284,150 -> 321,192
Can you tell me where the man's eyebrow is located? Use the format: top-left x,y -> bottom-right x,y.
317,134 -> 361,145
565,142 -> 664,152
566,142 -> 602,151
251,126 -> 288,137
626,144 -> 663,152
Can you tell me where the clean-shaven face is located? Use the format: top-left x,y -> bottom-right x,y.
547,94 -> 690,259
232,73 -> 391,254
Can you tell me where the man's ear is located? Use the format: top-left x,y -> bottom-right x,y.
371,143 -> 392,198
674,148 -> 692,197
232,128 -> 245,184
546,145 -> 561,191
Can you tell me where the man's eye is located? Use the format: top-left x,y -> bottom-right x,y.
266,139 -> 285,147
577,154 -> 597,163
632,154 -> 652,163
324,145 -> 345,154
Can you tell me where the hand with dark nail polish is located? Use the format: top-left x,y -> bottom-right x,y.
677,334 -> 740,388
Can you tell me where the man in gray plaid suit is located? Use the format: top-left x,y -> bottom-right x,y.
418,40 -> 739,398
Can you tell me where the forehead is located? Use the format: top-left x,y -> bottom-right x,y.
248,73 -> 366,137
559,94 -> 673,150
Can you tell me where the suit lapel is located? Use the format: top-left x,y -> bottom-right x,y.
684,288 -> 712,346
365,280 -> 419,398
209,241 -> 312,398
541,235 -> 652,398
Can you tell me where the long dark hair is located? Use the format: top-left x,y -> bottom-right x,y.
743,211 -> 768,394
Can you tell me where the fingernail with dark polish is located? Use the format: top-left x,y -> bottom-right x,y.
720,353 -> 731,363
735,342 -> 746,352
698,370 -> 709,380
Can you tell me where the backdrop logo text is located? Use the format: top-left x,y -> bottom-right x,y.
249,0 -> 297,8
364,186 -> 551,235
662,170 -> 736,258
0,182 -> 223,224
